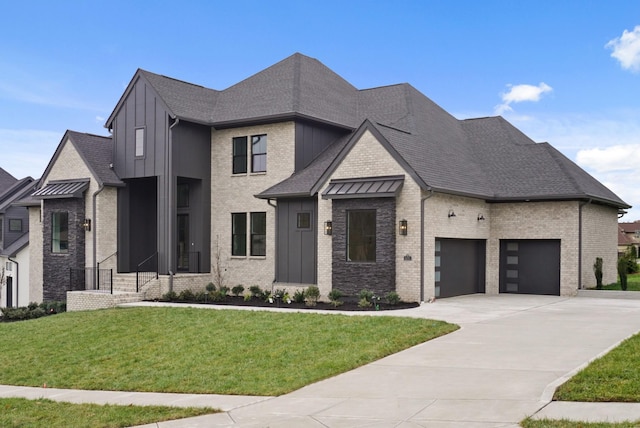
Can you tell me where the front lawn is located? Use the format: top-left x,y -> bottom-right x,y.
521,419 -> 640,428
599,273 -> 640,291
0,306 -> 457,396
0,398 -> 215,428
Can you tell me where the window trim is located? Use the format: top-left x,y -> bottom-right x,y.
135,127 -> 145,158
346,209 -> 376,263
51,211 -> 69,254
250,134 -> 267,173
296,212 -> 312,230
232,136 -> 248,174
231,213 -> 247,257
8,218 -> 22,232
250,211 -> 267,257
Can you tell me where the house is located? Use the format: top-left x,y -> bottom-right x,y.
0,168 -> 38,307
27,53 -> 630,309
618,221 -> 640,257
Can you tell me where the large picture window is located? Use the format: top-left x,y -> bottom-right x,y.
231,213 -> 247,256
251,134 -> 267,173
347,210 -> 376,262
232,136 -> 248,174
250,212 -> 266,256
52,212 -> 69,253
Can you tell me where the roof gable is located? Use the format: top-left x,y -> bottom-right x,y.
0,167 -> 17,194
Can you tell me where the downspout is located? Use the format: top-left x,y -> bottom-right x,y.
267,199 -> 277,284
167,118 -> 180,274
92,184 -> 105,286
8,257 -> 18,308
578,199 -> 592,289
420,189 -> 435,302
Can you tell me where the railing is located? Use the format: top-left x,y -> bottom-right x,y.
177,251 -> 201,273
136,252 -> 158,293
69,268 -> 113,294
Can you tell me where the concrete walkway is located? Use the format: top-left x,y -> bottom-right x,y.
2,294 -> 640,427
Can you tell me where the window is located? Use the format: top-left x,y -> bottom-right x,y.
250,212 -> 266,256
232,136 -> 248,174
297,212 -> 311,229
135,128 -> 145,157
251,134 -> 267,173
51,212 -> 69,253
8,219 -> 22,232
177,183 -> 189,208
347,210 -> 376,262
231,213 -> 247,256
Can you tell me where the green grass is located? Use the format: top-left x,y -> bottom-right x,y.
0,397 -> 216,428
0,306 -> 457,396
554,332 -> 640,402
598,273 -> 640,291
521,418 -> 640,428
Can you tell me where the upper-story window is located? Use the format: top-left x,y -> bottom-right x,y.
251,135 -> 267,173
8,219 -> 22,232
135,128 -> 145,157
232,136 -> 248,174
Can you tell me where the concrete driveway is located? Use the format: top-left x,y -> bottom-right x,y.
164,294 -> 640,427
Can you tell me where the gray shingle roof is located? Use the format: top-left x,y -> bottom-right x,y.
0,167 -> 17,194
65,131 -> 122,187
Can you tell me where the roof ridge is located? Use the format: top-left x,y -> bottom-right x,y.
140,69 -> 210,90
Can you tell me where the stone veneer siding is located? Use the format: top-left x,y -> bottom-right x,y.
332,198 -> 396,296
43,198 -> 86,301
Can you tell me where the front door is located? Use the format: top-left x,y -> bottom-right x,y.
177,214 -> 189,271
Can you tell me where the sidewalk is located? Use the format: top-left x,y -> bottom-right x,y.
2,294 -> 640,427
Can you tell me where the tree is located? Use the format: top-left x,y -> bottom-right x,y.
593,257 -> 603,289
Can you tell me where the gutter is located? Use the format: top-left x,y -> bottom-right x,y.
267,199 -> 277,283
166,117 -> 180,274
8,257 -> 18,307
420,189 -> 434,302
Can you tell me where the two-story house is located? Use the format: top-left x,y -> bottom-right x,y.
27,53 -> 630,309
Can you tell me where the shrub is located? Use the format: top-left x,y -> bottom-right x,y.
327,289 -> 343,307
292,289 -> 305,304
205,282 -> 216,293
161,291 -> 178,301
40,301 -> 66,314
231,285 -> 245,296
359,289 -> 374,302
358,297 -> 372,308
178,289 -> 195,301
194,291 -> 207,302
593,257 -> 603,289
618,257 -> 629,291
385,291 -> 401,305
210,290 -> 228,302
249,285 -> 264,299
305,286 -> 320,306
218,286 -> 229,296
243,292 -> 252,302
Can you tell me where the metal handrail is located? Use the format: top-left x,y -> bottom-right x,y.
136,252 -> 158,293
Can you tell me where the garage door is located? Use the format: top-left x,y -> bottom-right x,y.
499,240 -> 560,295
435,239 -> 486,298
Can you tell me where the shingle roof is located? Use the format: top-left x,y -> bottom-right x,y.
0,231 -> 28,257
0,167 -> 17,194
66,131 -> 122,187
0,177 -> 37,212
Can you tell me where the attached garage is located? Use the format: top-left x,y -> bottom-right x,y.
435,238 -> 486,298
499,240 -> 560,296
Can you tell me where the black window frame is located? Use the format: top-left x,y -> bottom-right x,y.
347,210 -> 376,262
231,213 -> 247,256
51,211 -> 69,254
232,136 -> 248,174
251,134 -> 267,173
250,211 -> 266,256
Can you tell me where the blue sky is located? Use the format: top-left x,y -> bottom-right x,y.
1,1 -> 639,219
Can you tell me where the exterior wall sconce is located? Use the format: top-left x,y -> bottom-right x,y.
82,218 -> 91,231
448,209 -> 456,218
324,220 -> 332,235
399,219 -> 408,235
477,213 -> 485,221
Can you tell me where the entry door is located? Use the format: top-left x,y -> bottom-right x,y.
500,240 -> 560,295
177,214 -> 190,271
6,277 -> 12,307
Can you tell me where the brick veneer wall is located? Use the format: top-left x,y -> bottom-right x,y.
332,198 -> 396,296
43,198 -> 85,301
581,203 -> 619,288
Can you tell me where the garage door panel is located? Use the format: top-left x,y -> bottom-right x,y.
436,239 -> 486,298
500,240 -> 560,296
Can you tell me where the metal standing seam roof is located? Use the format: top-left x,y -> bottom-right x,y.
322,176 -> 404,199
32,180 -> 89,199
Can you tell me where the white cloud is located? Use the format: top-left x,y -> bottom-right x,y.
576,144 -> 640,173
606,25 -> 640,72
495,83 -> 553,115
0,129 -> 62,179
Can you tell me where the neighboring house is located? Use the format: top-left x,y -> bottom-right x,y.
28,53 -> 630,307
0,169 -> 38,307
618,221 -> 640,257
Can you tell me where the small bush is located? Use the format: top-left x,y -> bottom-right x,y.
194,291 -> 207,302
358,298 -> 372,308
618,257 -> 629,291
385,291 -> 401,305
40,301 -> 66,314
327,289 -> 343,307
249,285 -> 264,299
292,289 -> 305,304
243,292 -> 252,302
161,291 -> 178,301
359,289 -> 374,302
178,289 -> 195,301
209,290 -> 228,302
593,257 -> 603,289
305,286 -> 320,307
205,282 -> 216,293
218,286 -> 229,296
231,285 -> 245,296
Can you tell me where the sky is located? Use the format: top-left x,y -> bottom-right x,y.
1,1 -> 639,219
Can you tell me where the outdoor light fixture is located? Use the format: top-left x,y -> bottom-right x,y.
477,213 -> 485,221
82,218 -> 91,231
448,209 -> 456,218
399,219 -> 408,235
324,220 -> 333,235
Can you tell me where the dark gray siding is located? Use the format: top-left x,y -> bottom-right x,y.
276,198 -> 317,284
294,122 -> 346,172
331,198 -> 396,296
118,177 -> 157,273
42,198 -> 85,301
2,205 -> 29,249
